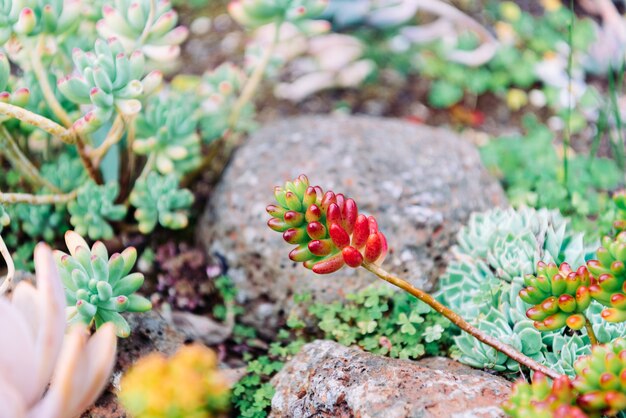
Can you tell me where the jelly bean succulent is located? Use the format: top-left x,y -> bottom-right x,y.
119,343 -> 230,417
129,172 -> 194,234
267,175 -> 561,379
0,0 -> 290,263
267,174 -> 388,274
521,262 -> 593,332
54,231 -> 151,337
503,373 -> 585,418
587,232 -> 626,323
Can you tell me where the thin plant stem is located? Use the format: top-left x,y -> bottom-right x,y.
583,315 -> 598,346
0,102 -> 75,143
0,235 -> 14,295
227,20 -> 282,129
563,0 -> 574,191
91,114 -> 126,167
362,261 -> 561,380
0,126 -> 61,192
0,190 -> 77,205
75,135 -> 102,184
31,36 -> 73,128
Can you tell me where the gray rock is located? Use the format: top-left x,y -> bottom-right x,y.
200,115 -> 505,333
270,340 -> 512,418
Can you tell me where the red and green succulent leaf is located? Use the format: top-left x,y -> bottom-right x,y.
520,262 -> 593,332
267,175 -> 388,274
587,232 -> 626,323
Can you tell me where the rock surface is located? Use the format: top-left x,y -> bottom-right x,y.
82,311 -> 187,417
270,340 -> 512,418
200,115 -> 506,332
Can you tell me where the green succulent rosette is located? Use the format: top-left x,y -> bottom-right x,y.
587,232 -> 626,322
0,0 -> 81,43
129,172 -> 194,233
133,94 -> 201,176
502,372 -> 585,418
572,338 -> 626,416
68,181 -> 127,240
97,0 -> 189,66
520,262 -> 593,331
54,231 -> 152,337
59,37 -> 162,133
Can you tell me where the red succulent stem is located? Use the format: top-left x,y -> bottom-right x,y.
583,315 -> 598,346
362,261 -> 561,380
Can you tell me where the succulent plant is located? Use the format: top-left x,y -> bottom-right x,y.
15,202 -> 68,241
54,231 -> 151,337
0,52 -> 30,122
40,153 -> 86,192
438,207 -> 594,373
573,338 -> 626,415
96,0 -> 189,67
266,174 -> 387,274
119,343 -> 230,417
129,172 -> 194,233
199,63 -> 254,143
521,262 -> 593,331
613,191 -> 626,233
68,181 -> 127,240
0,243 -> 117,418
587,232 -> 626,322
228,0 -> 328,29
133,94 -> 201,175
502,373 -> 585,418
58,37 -> 162,133
0,0 -> 82,43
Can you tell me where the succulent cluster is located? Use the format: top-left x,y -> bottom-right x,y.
438,207 -> 601,375
503,373 -> 585,418
54,231 -> 151,337
587,232 -> 626,323
505,339 -> 626,417
96,0 -> 189,66
572,338 -> 626,415
133,94 -> 201,176
129,172 -> 194,234
68,181 -> 126,240
521,262 -> 593,331
0,243 -> 117,418
59,37 -> 161,133
267,174 -> 387,274
0,53 -> 30,119
229,0 -> 329,29
0,0 -> 82,43
613,191 -> 626,233
119,343 -> 230,417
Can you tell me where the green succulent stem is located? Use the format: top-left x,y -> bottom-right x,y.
227,19 -> 282,129
583,315 -> 598,346
31,35 -> 73,128
362,261 -> 561,380
0,190 -> 77,205
0,102 -> 75,144
0,234 -> 14,295
0,126 -> 61,192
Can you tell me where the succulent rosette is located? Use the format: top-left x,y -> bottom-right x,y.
96,0 -> 189,66
0,0 -> 81,43
520,262 -> 593,331
228,0 -> 328,29
58,37 -> 162,133
267,174 -> 387,274
587,232 -> 626,322
54,231 -> 152,337
572,338 -> 626,415
502,372 -> 586,418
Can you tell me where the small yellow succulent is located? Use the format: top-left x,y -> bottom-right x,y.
119,344 -> 230,418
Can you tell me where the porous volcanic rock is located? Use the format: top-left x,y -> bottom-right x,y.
200,115 -> 506,332
270,340 -> 512,418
